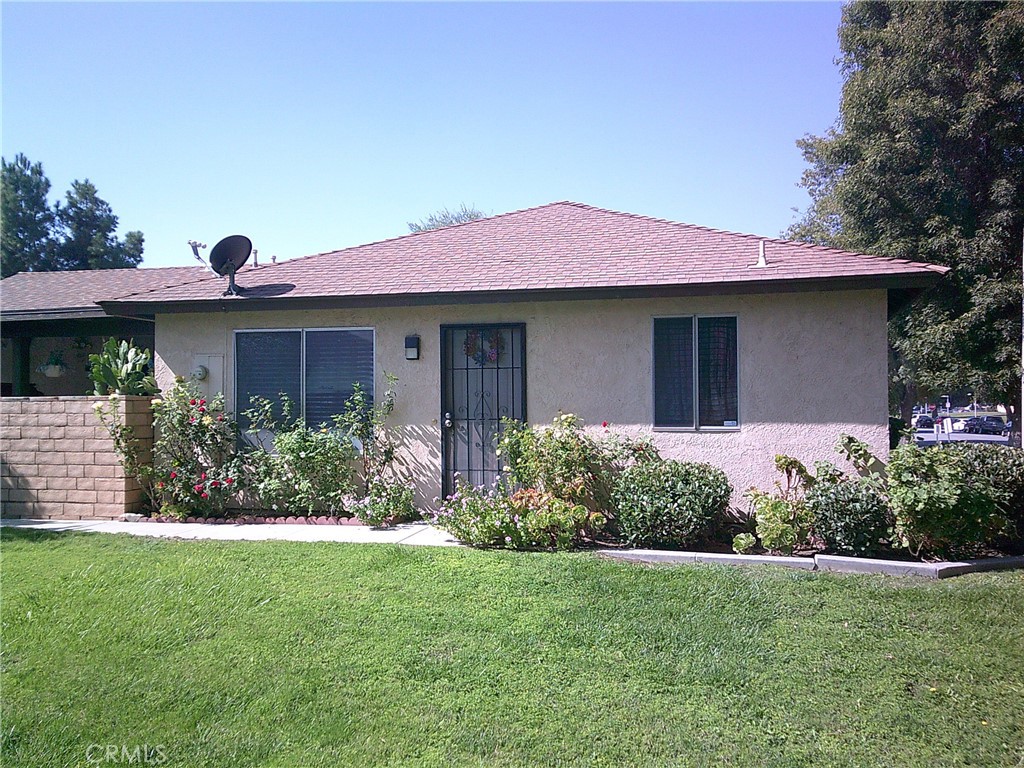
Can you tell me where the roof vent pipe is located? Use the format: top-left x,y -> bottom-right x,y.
755,240 -> 768,268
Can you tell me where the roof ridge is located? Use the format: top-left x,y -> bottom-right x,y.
275,201 -> 579,268
561,201 -> 949,273
108,268 -> 225,302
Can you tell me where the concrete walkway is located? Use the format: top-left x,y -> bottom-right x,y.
0,518 -> 460,547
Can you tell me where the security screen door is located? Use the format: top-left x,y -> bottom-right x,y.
440,324 -> 526,498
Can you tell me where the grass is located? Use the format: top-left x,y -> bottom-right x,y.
2,529 -> 1023,767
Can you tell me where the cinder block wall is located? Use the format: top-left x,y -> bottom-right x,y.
1,396 -> 153,520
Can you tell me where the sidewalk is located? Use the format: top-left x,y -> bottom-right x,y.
0,518 -> 460,547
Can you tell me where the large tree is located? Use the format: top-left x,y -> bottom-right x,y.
407,204 -> 486,233
788,1 -> 1024,417
1,154 -> 56,278
53,180 -> 144,271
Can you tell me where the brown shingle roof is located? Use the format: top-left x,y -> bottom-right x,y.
1,266 -> 206,319
78,202 -> 951,314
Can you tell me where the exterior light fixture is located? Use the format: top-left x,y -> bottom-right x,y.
405,335 -> 420,360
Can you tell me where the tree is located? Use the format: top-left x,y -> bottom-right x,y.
407,204 -> 486,233
788,1 -> 1024,418
52,180 -> 144,271
1,154 -> 56,277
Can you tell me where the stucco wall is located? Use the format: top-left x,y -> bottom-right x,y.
154,290 -> 889,510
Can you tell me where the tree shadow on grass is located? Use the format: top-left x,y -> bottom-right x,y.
0,526 -> 82,544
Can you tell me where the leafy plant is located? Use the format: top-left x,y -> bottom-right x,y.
887,444 -> 1008,556
88,337 -> 157,396
41,349 -> 65,369
351,479 -> 416,527
941,443 -> 1024,538
332,374 -> 399,492
497,413 -> 654,516
431,480 -> 601,551
806,465 -> 891,556
732,532 -> 756,554
242,394 -> 359,516
92,396 -> 159,511
150,380 -> 244,518
612,460 -> 731,549
744,455 -> 815,555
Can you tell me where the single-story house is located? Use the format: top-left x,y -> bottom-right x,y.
95,201 -> 947,507
0,266 -> 202,396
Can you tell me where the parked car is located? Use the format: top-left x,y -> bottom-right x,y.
915,415 -> 934,430
975,416 -> 1006,435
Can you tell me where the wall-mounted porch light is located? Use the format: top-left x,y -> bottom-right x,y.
405,335 -> 421,360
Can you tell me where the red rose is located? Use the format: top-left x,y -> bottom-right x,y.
199,399 -> 206,406
217,414 -> 224,422
201,492 -> 208,499
169,472 -> 177,479
225,477 -> 234,485
194,484 -> 203,492
198,407 -> 206,413
210,480 -> 220,488
190,399 -> 197,406
602,421 -> 609,428
201,472 -> 207,480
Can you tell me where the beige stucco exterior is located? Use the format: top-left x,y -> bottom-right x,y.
154,289 -> 889,510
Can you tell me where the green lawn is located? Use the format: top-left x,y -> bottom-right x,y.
2,530 -> 1023,767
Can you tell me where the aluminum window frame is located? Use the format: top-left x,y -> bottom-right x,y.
651,313 -> 740,432
233,326 -> 376,422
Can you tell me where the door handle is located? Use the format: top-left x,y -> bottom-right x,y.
443,412 -> 453,429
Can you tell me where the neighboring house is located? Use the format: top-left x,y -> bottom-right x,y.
98,202 -> 947,507
0,266 -> 202,396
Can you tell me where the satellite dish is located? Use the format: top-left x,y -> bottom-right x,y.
208,235 -> 252,296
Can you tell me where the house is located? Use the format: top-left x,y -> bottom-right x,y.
98,202 -> 948,507
0,266 -> 202,396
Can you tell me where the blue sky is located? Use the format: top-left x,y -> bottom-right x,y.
2,2 -> 844,269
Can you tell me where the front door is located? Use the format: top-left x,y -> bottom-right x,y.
440,324 -> 526,498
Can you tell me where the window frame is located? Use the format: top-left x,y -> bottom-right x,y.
233,326 -> 376,423
651,314 -> 740,432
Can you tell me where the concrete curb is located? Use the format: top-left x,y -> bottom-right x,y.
598,548 -> 1024,579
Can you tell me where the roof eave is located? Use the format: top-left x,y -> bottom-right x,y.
99,271 -> 945,317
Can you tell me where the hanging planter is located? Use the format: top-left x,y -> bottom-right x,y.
38,350 -> 67,378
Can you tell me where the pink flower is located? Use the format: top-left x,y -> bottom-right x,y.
217,414 -> 224,422
201,492 -> 208,499
194,484 -> 203,492
169,472 -> 177,479
210,480 -> 220,488
225,477 -> 234,485
201,472 -> 207,480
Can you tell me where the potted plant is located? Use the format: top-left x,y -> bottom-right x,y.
38,350 -> 66,378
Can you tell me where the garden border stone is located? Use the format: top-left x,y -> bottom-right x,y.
599,548 -> 1024,579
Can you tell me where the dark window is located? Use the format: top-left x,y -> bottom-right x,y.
653,316 -> 738,428
235,329 -> 374,434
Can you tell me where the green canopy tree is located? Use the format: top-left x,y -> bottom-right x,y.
53,180 -> 144,271
407,204 -> 486,233
1,154 -> 56,277
788,1 -> 1024,419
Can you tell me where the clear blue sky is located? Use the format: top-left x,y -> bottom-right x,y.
2,2 -> 844,269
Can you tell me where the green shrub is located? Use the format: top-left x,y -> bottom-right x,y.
732,532 -> 756,554
941,443 -> 1024,538
806,470 -> 891,556
497,414 -> 613,512
743,456 -> 815,555
612,460 -> 731,549
353,480 -> 416,527
149,380 -> 244,517
887,444 -> 1009,555
242,397 -> 360,516
431,482 -> 602,550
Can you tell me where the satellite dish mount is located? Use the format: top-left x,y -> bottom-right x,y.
208,235 -> 253,296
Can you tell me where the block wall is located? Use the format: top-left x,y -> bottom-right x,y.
1,396 -> 153,520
